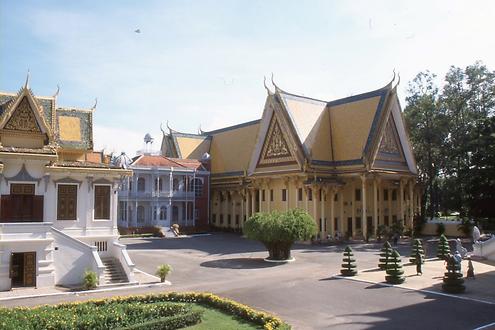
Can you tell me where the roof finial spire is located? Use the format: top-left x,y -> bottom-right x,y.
91,97 -> 98,110
271,72 -> 284,93
24,69 -> 30,89
53,84 -> 60,98
394,73 -> 401,89
263,76 -> 273,95
166,120 -> 173,133
160,122 -> 166,135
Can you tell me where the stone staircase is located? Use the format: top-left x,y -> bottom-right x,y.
101,257 -> 128,285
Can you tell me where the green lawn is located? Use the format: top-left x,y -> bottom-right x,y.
186,304 -> 261,330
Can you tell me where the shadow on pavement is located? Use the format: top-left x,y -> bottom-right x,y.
200,257 -> 282,269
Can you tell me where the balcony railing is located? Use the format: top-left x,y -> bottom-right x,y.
118,190 -> 196,199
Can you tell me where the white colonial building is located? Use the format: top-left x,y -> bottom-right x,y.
116,140 -> 210,231
0,78 -> 135,290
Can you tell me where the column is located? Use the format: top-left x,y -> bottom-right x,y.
305,186 -> 309,212
258,185 -> 262,213
351,180 -> 356,237
244,189 -> 249,223
339,188 -> 344,236
399,179 -> 404,224
387,186 -> 392,225
222,191 -> 228,228
312,185 -> 318,226
294,179 -> 299,209
330,187 -> 335,237
251,188 -> 256,214
373,177 -> 378,236
284,178 -> 289,211
378,179 -> 383,226
266,180 -> 271,212
409,180 -> 414,230
320,187 -> 326,236
231,191 -> 236,229
361,174 -> 367,239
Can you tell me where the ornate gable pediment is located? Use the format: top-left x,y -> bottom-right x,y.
257,115 -> 296,167
378,118 -> 401,154
4,97 -> 42,133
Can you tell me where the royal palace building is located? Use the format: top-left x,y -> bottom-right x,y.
162,77 -> 421,239
0,78 -> 135,290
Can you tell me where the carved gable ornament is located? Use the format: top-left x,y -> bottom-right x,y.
379,118 -> 400,154
258,116 -> 296,166
4,97 -> 41,133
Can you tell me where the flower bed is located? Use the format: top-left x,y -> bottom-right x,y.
0,292 -> 290,330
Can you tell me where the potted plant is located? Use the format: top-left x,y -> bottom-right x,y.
156,264 -> 172,282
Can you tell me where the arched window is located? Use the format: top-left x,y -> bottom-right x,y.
190,178 -> 203,197
160,206 -> 167,220
154,177 -> 162,192
137,177 -> 145,192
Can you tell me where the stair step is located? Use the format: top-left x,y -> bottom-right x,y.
100,257 -> 129,285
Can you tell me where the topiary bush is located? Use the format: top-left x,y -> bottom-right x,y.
82,269 -> 98,290
437,234 -> 450,260
244,209 -> 317,261
378,241 -> 393,270
385,250 -> 405,284
409,238 -> 425,264
442,254 -> 465,293
340,246 -> 357,276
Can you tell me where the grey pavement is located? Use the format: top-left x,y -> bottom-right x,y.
1,233 -> 495,330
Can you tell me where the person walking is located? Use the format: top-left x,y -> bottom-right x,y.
416,251 -> 423,275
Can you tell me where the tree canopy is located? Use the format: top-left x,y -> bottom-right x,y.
404,61 -> 495,223
244,209 -> 317,260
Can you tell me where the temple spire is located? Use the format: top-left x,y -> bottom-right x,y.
24,69 -> 30,89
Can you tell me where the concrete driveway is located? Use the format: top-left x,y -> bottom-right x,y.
122,233 -> 495,330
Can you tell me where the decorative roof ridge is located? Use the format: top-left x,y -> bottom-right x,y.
56,107 -> 94,113
202,119 -> 261,135
277,90 -> 329,104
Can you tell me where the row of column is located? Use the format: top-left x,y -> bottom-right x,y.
212,175 -> 418,238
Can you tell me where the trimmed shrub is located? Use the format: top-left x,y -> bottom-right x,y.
378,241 -> 393,270
437,234 -> 450,260
115,310 -> 203,330
156,264 -> 172,282
442,254 -> 465,293
409,239 -> 425,264
82,269 -> 98,290
340,246 -> 357,276
385,250 -> 405,284
244,209 -> 317,261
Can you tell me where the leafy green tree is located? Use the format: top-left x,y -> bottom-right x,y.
404,71 -> 447,219
244,209 -> 317,260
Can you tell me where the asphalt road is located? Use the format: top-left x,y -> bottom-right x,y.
2,233 -> 494,329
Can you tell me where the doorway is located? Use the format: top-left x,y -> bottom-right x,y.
10,252 -> 36,287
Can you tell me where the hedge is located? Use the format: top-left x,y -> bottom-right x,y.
0,301 -> 195,330
0,292 -> 290,330
115,310 -> 203,330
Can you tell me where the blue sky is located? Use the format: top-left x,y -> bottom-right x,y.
2,1 -> 495,155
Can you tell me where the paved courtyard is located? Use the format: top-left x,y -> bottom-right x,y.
1,233 -> 495,329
